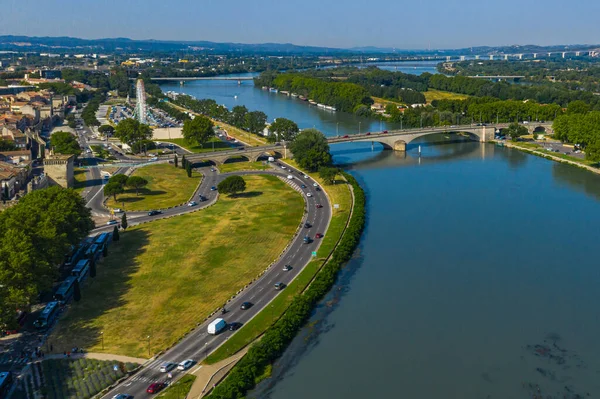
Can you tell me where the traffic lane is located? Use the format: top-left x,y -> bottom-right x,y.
101,171 -> 329,396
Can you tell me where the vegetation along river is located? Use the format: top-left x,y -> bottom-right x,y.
161,70 -> 600,398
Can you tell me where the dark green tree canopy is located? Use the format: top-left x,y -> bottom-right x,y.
50,131 -> 82,156
505,122 -> 529,142
269,118 -> 299,142
217,175 -> 247,196
109,174 -> 129,187
114,118 -> 152,147
182,115 -> 214,146
98,124 -> 115,135
318,166 -> 339,185
289,129 -> 332,172
104,181 -> 124,201
244,111 -> 267,135
126,176 -> 149,195
0,139 -> 17,151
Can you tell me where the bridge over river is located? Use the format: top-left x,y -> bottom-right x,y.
182,122 -> 553,165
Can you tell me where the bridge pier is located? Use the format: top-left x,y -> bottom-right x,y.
393,140 -> 406,152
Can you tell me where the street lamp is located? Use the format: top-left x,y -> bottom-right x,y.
400,115 -> 403,130
100,331 -> 104,350
147,335 -> 151,356
358,122 -> 361,135
336,122 -> 339,137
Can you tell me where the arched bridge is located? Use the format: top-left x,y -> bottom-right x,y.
177,122 -> 553,164
327,122 -> 553,151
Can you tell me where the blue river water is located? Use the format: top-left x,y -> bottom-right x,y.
161,68 -> 600,399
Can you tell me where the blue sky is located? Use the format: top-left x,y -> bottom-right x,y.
3,0 -> 599,49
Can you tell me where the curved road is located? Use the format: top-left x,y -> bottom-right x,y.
95,163 -> 331,398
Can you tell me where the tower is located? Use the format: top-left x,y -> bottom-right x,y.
135,79 -> 147,124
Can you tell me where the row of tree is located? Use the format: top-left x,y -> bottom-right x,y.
0,187 -> 94,330
553,111 -> 600,161
103,173 -> 149,201
81,92 -> 104,127
207,172 -> 366,399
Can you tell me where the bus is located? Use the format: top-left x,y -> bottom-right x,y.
71,259 -> 90,283
54,276 -> 77,303
0,372 -> 12,399
33,301 -> 60,329
94,232 -> 111,252
85,244 -> 101,262
65,244 -> 87,268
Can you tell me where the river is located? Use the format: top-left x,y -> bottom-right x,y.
160,69 -> 600,399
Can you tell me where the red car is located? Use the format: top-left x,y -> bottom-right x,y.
343,135 -> 349,138
315,233 -> 324,238
366,132 -> 371,135
147,382 -> 167,394
383,130 -> 388,134
315,204 -> 323,208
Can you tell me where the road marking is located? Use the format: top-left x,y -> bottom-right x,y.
190,365 -> 203,374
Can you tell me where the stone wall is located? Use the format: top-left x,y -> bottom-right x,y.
44,155 -> 74,188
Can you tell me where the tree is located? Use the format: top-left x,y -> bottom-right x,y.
98,124 -> 115,136
102,245 -> 108,257
182,115 -> 214,147
505,122 -> 529,142
112,225 -> 120,241
73,279 -> 81,302
217,175 -> 246,196
50,131 -> 82,156
90,257 -> 97,278
318,166 -> 339,185
0,139 -> 17,151
121,212 -> 128,230
244,111 -> 267,135
174,154 -> 178,168
181,155 -> 187,169
104,182 -> 124,201
289,129 -> 332,172
126,176 -> 148,196
185,162 -> 193,177
269,118 -> 299,142
108,174 -> 128,187
229,105 -> 248,127
567,100 -> 590,115
114,118 -> 152,149
131,139 -> 156,154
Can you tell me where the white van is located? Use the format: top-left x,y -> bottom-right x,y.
207,318 -> 227,335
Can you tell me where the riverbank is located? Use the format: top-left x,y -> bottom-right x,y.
499,140 -> 600,175
204,171 -> 366,399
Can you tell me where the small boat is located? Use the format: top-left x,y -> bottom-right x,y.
309,100 -> 317,105
291,93 -> 298,98
261,86 -> 268,90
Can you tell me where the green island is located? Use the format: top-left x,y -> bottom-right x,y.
105,163 -> 201,211
50,174 -> 304,357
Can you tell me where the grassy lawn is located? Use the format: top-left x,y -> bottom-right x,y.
372,96 -> 405,106
105,164 -> 201,211
423,89 -> 470,103
205,161 -> 353,364
219,161 -> 269,173
73,168 -> 87,195
161,137 -> 233,153
35,358 -> 138,399
50,175 -> 304,358
156,375 -> 196,399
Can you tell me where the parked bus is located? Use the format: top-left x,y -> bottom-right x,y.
94,232 -> 111,252
71,259 -> 90,283
85,244 -> 102,262
0,372 -> 12,399
54,276 -> 77,303
64,244 -> 87,268
33,301 -> 60,329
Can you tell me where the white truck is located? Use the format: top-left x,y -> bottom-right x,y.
207,318 -> 227,335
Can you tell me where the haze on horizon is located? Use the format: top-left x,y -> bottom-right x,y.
3,0 -> 599,49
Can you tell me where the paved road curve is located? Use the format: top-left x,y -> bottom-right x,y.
97,163 -> 331,399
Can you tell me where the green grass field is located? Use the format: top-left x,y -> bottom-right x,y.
205,162 -> 353,364
219,161 -> 269,173
423,89 -> 470,103
160,137 -> 232,153
73,168 -> 87,195
105,164 -> 201,211
50,175 -> 304,358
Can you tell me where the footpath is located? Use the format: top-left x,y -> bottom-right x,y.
32,352 -> 147,364
186,347 -> 249,398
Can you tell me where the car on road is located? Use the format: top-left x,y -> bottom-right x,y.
304,222 -> 311,228
313,183 -> 318,188
343,135 -> 349,138
306,192 -> 313,197
113,208 -> 123,213
106,220 -> 118,226
228,322 -> 243,331
315,233 -> 324,239
283,264 -> 292,271
159,362 -> 176,373
210,168 -> 216,172
287,175 -> 293,179
187,201 -> 197,207
211,186 -> 217,191
301,184 -> 306,188
177,359 -> 195,370
198,195 -> 207,202
316,204 -> 323,208
303,174 -> 309,179
274,282 -> 286,290
148,210 -> 163,216
366,132 -> 371,135
238,147 -> 245,151
112,394 -> 133,399
240,302 -> 253,310
146,382 -> 167,394
383,130 -> 388,134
